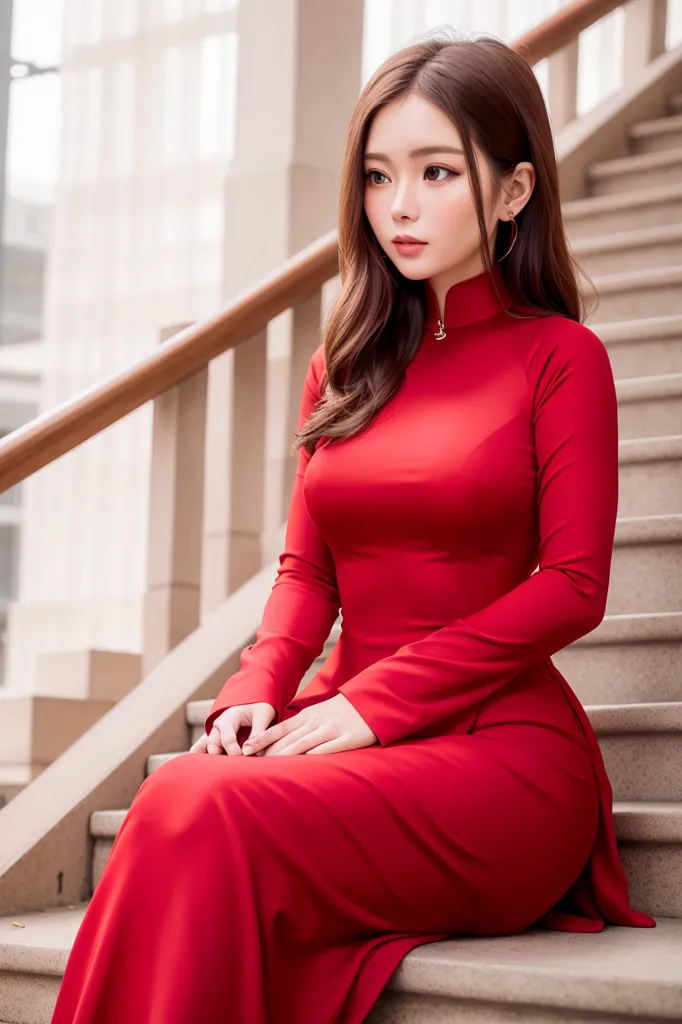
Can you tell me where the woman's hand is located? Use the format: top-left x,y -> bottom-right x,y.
241,692 -> 379,756
189,702 -> 277,756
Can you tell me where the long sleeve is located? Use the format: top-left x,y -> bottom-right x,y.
338,321 -> 619,747
204,346 -> 341,737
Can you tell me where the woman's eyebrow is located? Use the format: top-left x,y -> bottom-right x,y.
364,145 -> 464,161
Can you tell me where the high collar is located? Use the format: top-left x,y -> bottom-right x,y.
423,262 -> 514,335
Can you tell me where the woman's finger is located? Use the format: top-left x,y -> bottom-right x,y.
263,724 -> 325,756
189,732 -> 210,754
245,706 -> 276,748
211,721 -> 245,757
251,723 -> 298,756
205,725 -> 224,755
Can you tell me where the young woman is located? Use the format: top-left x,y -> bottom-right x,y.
51,34 -> 656,1024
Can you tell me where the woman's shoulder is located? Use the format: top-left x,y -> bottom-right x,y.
508,312 -> 615,413
511,310 -> 610,367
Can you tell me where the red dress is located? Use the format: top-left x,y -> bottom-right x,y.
51,264 -> 655,1024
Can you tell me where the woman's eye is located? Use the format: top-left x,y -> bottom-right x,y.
424,165 -> 456,182
365,170 -> 388,185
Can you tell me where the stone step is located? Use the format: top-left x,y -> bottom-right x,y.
615,372 -> 682,439
1,902 -> 681,1024
590,701 -> 682,802
629,111 -> 682,154
593,314 -> 682,379
0,903 -> 84,1024
89,799 -> 682,920
608,513 -> 682,614
586,146 -> 682,197
564,181 -> 682,240
554,610 -> 682,705
369,916 -> 682,1023
613,801 -> 682,920
585,264 -> 682,323
572,221 -> 682,276
617,434 -> 682,517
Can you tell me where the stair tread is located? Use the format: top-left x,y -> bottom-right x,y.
563,180 -> 682,217
615,371 -> 682,398
618,433 -> 682,461
0,901 -> 679,1017
384,918 -> 682,1016
578,609 -> 682,644
588,700 -> 682,732
588,262 -> 682,290
592,311 -> 682,340
0,902 -> 87,975
571,220 -> 682,252
587,145 -> 682,178
614,512 -> 682,543
629,112 -> 682,137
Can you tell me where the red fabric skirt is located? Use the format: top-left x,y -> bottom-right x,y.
52,664 -> 605,1024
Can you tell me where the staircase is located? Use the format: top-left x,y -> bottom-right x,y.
1,77 -> 682,1022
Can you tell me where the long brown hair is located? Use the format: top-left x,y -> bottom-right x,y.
294,33 -> 596,457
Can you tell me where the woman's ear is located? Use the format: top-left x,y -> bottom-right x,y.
500,162 -> 535,219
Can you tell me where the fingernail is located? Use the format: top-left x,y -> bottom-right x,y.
243,745 -> 252,755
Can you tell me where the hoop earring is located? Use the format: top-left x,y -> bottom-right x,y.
498,210 -> 518,261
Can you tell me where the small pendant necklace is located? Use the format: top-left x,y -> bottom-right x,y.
434,318 -> 447,340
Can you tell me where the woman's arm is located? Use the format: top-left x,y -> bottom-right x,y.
337,320 -> 619,747
204,346 -> 340,737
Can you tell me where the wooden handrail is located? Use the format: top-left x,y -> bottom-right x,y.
515,0 -> 623,65
0,230 -> 338,492
0,0 -> 633,493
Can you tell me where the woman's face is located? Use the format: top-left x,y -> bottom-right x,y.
363,92 -> 533,289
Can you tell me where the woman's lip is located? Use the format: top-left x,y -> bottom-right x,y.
393,238 -> 426,244
393,240 -> 428,255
